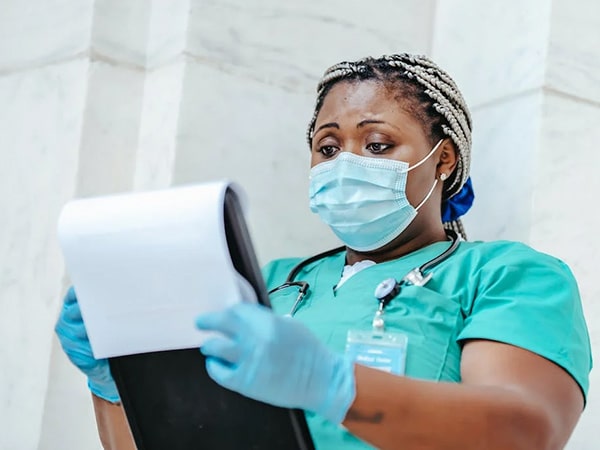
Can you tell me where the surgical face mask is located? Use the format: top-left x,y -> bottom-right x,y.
309,140 -> 443,252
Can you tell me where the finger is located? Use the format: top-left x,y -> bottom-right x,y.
205,356 -> 238,390
63,301 -> 83,322
67,346 -> 98,370
71,322 -> 89,341
55,319 -> 89,343
195,308 -> 243,338
200,337 -> 241,364
64,287 -> 78,305
56,304 -> 88,341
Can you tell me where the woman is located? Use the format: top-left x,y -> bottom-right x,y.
56,54 -> 591,449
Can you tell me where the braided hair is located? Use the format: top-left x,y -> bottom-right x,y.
307,54 -> 472,239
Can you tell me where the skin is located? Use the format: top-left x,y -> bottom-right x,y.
92,395 -> 136,449
311,80 -> 584,449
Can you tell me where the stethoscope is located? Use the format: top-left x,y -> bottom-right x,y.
268,229 -> 460,327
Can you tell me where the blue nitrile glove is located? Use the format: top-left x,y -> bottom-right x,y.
196,303 -> 356,424
54,287 -> 120,403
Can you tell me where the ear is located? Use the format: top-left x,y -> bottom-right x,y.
436,139 -> 458,180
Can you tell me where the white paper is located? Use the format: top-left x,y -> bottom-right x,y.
58,181 -> 254,358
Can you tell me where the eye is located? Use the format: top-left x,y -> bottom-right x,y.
366,142 -> 392,154
318,145 -> 339,158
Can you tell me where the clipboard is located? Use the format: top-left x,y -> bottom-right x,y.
108,186 -> 315,450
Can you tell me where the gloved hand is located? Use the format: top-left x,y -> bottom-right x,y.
55,287 -> 120,403
196,303 -> 355,424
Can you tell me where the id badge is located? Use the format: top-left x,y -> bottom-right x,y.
345,329 -> 408,375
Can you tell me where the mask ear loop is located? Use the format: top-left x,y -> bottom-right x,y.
405,139 -> 444,172
407,139 -> 445,211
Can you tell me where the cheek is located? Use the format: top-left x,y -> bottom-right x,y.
404,174 -> 419,204
309,152 -> 324,168
404,165 -> 437,204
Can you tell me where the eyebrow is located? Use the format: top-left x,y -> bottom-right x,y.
314,119 -> 401,135
314,122 -> 340,134
357,119 -> 403,131
357,119 -> 385,127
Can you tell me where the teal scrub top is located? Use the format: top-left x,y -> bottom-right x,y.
262,240 -> 592,450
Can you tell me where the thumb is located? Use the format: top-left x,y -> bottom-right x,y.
200,337 -> 241,364
205,356 -> 239,390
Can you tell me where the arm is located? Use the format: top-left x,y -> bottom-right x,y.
92,395 -> 137,450
343,340 -> 583,450
55,288 -> 136,449
196,304 -> 585,450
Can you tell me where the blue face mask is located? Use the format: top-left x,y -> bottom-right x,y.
309,140 -> 443,252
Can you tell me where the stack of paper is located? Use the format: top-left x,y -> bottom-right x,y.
58,181 -> 253,359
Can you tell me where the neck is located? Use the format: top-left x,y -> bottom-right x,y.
345,226 -> 448,265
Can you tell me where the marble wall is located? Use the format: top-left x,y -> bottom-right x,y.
0,2 -> 94,448
0,58 -> 92,450
0,0 -> 597,448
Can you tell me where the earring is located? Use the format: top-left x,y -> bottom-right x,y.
439,173 -> 448,181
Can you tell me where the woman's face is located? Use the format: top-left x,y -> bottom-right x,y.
310,80 -> 448,212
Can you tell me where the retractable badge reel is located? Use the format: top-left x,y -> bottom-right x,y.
345,277 -> 411,376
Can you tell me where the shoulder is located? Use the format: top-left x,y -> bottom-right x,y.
456,240 -> 575,281
458,239 -> 565,262
455,240 -> 592,398
455,239 -> 581,321
433,239 -> 578,297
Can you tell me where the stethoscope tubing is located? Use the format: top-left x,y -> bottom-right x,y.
278,230 -> 460,286
284,246 -> 346,284
268,229 -> 460,307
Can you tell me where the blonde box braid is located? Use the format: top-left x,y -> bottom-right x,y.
307,54 -> 472,240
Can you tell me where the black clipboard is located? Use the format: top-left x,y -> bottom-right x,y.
109,187 -> 315,450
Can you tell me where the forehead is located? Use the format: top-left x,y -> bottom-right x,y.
314,79 -> 425,137
318,80 -> 395,118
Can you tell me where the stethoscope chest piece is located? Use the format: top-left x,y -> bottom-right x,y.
402,268 -> 433,287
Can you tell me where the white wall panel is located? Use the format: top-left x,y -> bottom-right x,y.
0,58 -> 88,450
547,0 -> 600,103
432,0 -> 552,108
186,0 -> 435,92
0,0 -> 94,71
